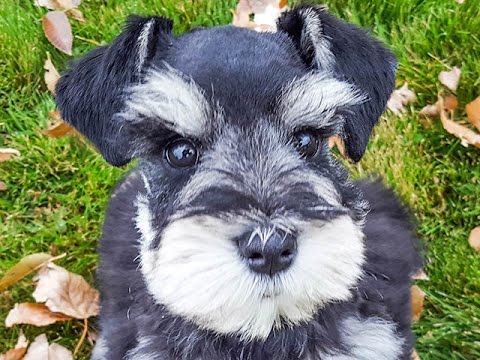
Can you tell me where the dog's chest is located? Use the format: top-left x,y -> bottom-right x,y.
122,317 -> 404,360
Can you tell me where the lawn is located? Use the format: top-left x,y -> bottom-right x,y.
1,0 -> 479,358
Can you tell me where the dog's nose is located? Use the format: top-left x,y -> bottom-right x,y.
239,229 -> 297,275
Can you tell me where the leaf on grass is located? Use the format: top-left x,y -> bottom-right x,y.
0,148 -> 20,162
35,0 -> 81,11
42,121 -> 73,138
0,253 -> 52,291
387,82 -> 416,116
44,52 -> 60,94
411,285 -> 425,321
412,268 -> 429,281
438,96 -> 480,148
466,96 -> 480,131
444,95 -> 458,111
468,226 -> 480,253
23,334 -> 73,360
42,11 -> 73,55
66,8 -> 85,22
0,181 -> 6,191
5,303 -> 72,327
438,66 -> 461,92
0,333 -> 29,360
328,135 -> 346,156
420,103 -> 439,117
232,0 -> 288,32
411,349 -> 421,360
33,263 -> 100,319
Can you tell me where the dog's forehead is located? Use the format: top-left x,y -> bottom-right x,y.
162,26 -> 307,117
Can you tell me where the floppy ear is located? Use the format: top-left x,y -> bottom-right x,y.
277,6 -> 397,162
55,16 -> 174,166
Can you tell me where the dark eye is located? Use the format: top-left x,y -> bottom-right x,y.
165,138 -> 199,168
293,130 -> 319,158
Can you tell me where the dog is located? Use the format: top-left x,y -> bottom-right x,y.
55,5 -> 422,359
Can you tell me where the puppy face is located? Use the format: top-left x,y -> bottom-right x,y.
55,6 -> 396,341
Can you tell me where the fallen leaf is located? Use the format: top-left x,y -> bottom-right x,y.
412,269 -> 429,281
0,333 -> 29,360
0,148 -> 20,162
23,334 -> 73,360
387,82 -> 416,116
438,66 -> 461,92
468,226 -> 480,252
328,135 -> 346,156
438,96 -> 480,148
35,0 -> 81,11
44,52 -> 60,94
6,303 -> 72,327
42,11 -> 73,55
0,181 -> 6,191
455,0 -> 465,4
466,96 -> 480,131
411,285 -> 425,321
420,103 -> 439,117
233,0 -> 288,32
33,263 -> 100,319
66,8 -> 85,22
0,253 -> 52,291
444,95 -> 458,111
411,349 -> 421,360
42,119 -> 74,138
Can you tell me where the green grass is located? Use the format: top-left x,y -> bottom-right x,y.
1,0 -> 479,358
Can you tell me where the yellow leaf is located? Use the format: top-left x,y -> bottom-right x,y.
466,96 -> 480,131
0,253 -> 52,291
411,285 -> 425,321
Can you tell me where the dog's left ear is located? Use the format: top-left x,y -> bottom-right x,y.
277,6 -> 397,162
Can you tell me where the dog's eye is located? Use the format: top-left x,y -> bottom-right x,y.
293,130 -> 319,158
165,138 -> 199,168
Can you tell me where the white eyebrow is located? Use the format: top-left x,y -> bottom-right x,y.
121,67 -> 214,138
278,73 -> 367,130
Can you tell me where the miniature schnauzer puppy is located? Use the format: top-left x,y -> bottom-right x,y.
55,5 -> 421,360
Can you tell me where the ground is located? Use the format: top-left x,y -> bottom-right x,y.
0,0 -> 479,358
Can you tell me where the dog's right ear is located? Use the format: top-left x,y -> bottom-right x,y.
55,16 -> 173,166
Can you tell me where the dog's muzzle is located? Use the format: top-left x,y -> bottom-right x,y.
237,229 -> 297,275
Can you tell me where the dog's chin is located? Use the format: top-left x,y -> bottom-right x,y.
136,199 -> 366,341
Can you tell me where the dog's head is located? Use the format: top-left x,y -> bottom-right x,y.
56,6 -> 396,341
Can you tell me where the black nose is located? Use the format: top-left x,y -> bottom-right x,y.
238,229 -> 297,275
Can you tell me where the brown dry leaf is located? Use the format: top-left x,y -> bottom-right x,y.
66,8 -> 85,22
420,103 -> 439,117
23,334 -> 73,360
466,96 -> 480,131
33,263 -> 100,319
42,11 -> 73,55
387,82 -> 416,116
438,66 -> 461,92
44,52 -> 60,94
0,148 -> 20,162
0,333 -> 29,360
444,95 -> 458,111
468,226 -> 480,253
0,181 -> 6,191
0,253 -> 52,291
411,285 -> 425,321
328,135 -> 346,156
438,96 -> 480,148
42,118 -> 74,138
5,303 -> 72,327
232,0 -> 288,32
412,268 -> 429,281
411,349 -> 421,360
35,0 -> 81,11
